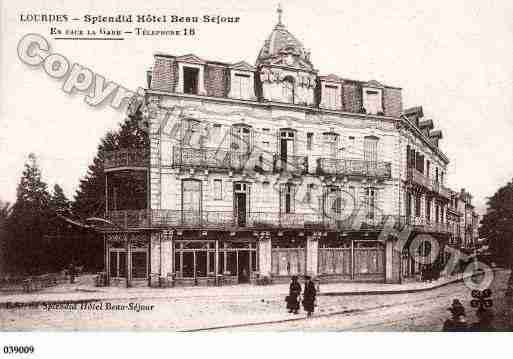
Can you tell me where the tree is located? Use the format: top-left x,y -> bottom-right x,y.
6,153 -> 51,274
49,184 -> 70,212
479,179 -> 513,269
0,199 -> 12,275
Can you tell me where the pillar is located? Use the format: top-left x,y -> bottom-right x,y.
306,234 -> 319,277
385,238 -> 400,283
258,232 -> 271,277
160,230 -> 174,277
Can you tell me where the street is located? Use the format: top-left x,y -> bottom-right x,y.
1,271 -> 511,331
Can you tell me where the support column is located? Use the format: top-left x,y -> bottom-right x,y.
126,234 -> 132,288
161,230 -> 174,277
306,233 -> 320,277
385,238 -> 400,283
257,232 -> 271,277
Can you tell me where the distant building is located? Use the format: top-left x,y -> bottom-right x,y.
101,7 -> 461,287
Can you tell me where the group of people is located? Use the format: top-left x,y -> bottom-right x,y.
443,299 -> 495,331
286,275 -> 317,317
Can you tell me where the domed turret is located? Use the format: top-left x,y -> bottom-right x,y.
256,5 -> 314,71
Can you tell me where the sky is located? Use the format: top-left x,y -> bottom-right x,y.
1,0 -> 512,214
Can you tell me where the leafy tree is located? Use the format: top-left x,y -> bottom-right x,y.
479,179 -> 513,269
6,153 -> 51,274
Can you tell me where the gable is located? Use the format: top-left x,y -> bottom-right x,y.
230,61 -> 255,72
175,54 -> 206,65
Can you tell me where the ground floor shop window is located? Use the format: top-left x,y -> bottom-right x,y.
318,239 -> 351,275
271,238 -> 306,276
174,240 -> 256,282
110,250 -> 127,278
353,240 -> 384,275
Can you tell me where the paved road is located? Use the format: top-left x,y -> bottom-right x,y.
2,271 -> 511,331
212,271 -> 513,332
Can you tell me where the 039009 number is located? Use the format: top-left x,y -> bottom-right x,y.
3,345 -> 34,354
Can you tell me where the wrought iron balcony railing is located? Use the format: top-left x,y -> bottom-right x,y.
106,209 -> 412,232
406,216 -> 450,234
407,168 -> 432,190
104,149 -> 149,170
172,146 -> 275,172
317,158 -> 392,179
273,155 -> 308,175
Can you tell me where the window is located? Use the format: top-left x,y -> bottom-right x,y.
415,195 -> 421,217
365,187 -> 377,219
323,133 -> 339,158
305,183 -> 314,203
364,136 -> 378,163
324,85 -> 338,109
282,76 -> 295,103
232,73 -> 251,99
363,88 -> 382,115
231,125 -> 252,154
307,132 -> 313,151
426,197 -> 431,221
281,183 -> 295,214
183,67 -> 199,94
182,180 -> 202,224
426,160 -> 431,178
213,179 -> 222,200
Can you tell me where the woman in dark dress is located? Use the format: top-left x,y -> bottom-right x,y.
286,276 -> 301,314
302,275 -> 317,317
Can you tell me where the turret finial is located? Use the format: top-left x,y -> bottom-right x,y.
277,3 -> 283,25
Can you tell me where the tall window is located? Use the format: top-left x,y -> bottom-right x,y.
323,133 -> 339,158
232,73 -> 251,99
306,132 -> 313,151
426,197 -> 431,221
364,136 -> 378,163
365,187 -> 377,219
281,183 -> 295,214
324,85 -> 338,109
415,194 -> 421,217
182,180 -> 202,214
282,76 -> 295,104
231,125 -> 252,154
213,179 -> 222,200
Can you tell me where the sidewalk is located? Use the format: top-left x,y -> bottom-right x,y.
0,271 -> 483,309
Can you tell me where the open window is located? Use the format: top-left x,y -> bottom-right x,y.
183,67 -> 199,94
282,76 -> 295,104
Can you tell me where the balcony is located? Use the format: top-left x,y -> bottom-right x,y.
317,158 -> 392,180
432,181 -> 451,199
104,149 -> 149,172
407,217 -> 450,234
172,146 -> 275,173
407,168 -> 432,190
106,209 -> 408,232
273,155 -> 308,175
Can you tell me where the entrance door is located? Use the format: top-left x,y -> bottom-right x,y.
234,182 -> 249,227
237,251 -> 250,283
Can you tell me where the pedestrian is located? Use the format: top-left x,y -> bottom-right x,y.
68,262 -> 76,284
442,299 -> 468,331
286,275 -> 301,314
302,275 -> 317,318
469,308 -> 495,331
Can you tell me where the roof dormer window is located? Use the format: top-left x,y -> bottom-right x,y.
183,67 -> 199,94
362,87 -> 383,115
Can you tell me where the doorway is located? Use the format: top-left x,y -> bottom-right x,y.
237,251 -> 250,283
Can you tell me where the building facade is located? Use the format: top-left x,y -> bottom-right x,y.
101,8 -> 463,287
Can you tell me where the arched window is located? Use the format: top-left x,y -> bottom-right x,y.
282,76 -> 295,104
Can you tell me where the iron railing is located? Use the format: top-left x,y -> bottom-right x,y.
273,155 -> 308,175
172,146 -> 275,172
317,158 -> 391,179
407,168 -> 451,199
106,210 -> 420,232
104,149 -> 149,170
406,216 -> 451,234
